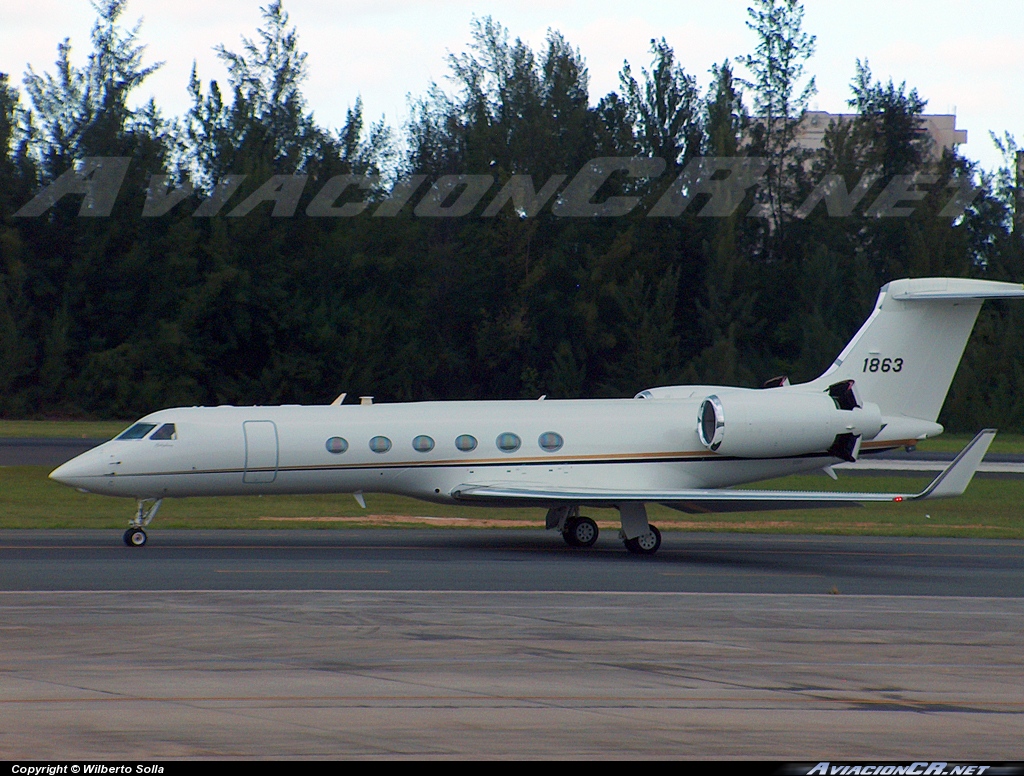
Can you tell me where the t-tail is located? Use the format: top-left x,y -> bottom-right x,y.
802,277 -> 1024,447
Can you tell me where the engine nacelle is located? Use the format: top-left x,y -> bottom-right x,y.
697,390 -> 883,459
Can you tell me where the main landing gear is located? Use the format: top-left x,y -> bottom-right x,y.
563,514 -> 599,547
545,503 -> 662,555
123,498 -> 162,547
548,506 -> 600,548
618,502 -> 661,556
623,524 -> 661,555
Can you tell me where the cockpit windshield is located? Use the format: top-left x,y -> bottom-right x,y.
150,423 -> 176,440
117,423 -> 157,440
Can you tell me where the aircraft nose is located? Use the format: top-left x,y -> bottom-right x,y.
49,452 -> 105,489
49,460 -> 73,485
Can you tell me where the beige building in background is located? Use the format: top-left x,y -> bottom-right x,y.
795,111 -> 968,158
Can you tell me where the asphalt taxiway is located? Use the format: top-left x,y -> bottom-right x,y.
1,529 -> 1022,596
1,530 -> 1021,758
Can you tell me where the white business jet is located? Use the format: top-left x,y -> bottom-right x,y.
50,277 -> 1024,552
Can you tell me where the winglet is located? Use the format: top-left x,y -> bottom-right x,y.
913,428 -> 996,500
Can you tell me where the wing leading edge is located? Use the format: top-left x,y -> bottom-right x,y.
451,429 -> 996,513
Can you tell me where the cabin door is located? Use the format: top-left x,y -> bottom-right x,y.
243,420 -> 279,483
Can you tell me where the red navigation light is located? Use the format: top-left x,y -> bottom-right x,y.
893,496 -> 904,502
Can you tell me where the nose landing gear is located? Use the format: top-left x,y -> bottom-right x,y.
123,498 -> 162,547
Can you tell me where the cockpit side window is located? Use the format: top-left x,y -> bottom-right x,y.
150,423 -> 177,440
117,423 -> 157,440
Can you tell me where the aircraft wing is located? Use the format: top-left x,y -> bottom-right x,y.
451,429 -> 996,513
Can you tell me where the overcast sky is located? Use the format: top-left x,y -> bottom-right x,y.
2,0 -> 1021,172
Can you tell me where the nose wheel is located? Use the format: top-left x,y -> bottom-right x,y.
123,498 -> 162,547
123,527 -> 148,546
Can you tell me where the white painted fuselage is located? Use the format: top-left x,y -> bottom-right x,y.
50,392 -> 849,503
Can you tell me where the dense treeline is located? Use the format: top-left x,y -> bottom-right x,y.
0,0 -> 1022,430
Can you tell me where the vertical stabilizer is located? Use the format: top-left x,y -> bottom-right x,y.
804,278 -> 1024,422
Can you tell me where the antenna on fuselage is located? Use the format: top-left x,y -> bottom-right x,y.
330,392 -> 347,405
360,396 -> 374,405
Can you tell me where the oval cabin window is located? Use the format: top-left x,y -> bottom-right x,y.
325,437 -> 348,454
412,435 -> 435,453
455,434 -> 477,452
368,436 -> 392,454
496,433 -> 521,453
538,432 -> 563,452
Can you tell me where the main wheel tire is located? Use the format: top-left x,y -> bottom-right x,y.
562,516 -> 581,546
125,528 -> 147,547
624,524 -> 661,555
570,516 -> 599,548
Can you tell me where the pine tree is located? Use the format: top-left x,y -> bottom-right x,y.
738,0 -> 816,240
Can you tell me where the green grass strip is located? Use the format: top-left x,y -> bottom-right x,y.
3,465 -> 1021,538
0,420 -> 133,439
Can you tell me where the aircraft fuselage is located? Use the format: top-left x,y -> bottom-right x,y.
50,395 -> 844,503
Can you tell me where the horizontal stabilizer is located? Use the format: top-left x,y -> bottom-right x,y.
451,429 -> 995,511
914,428 -> 995,499
886,279 -> 1024,301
